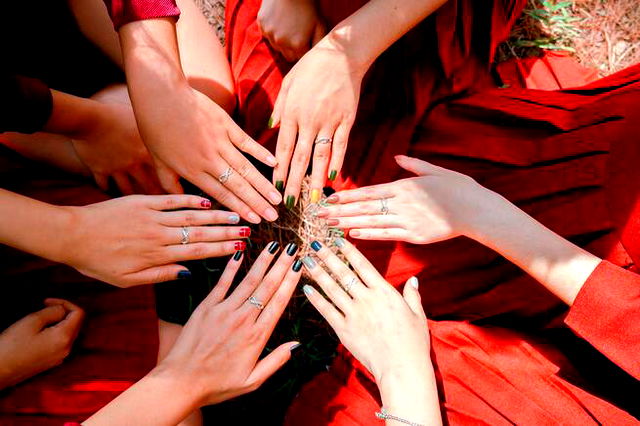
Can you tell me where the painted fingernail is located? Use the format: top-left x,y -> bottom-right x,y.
235,241 -> 246,250
292,259 -> 303,272
239,227 -> 251,237
286,242 -> 298,256
409,276 -> 419,289
327,218 -> 339,226
233,250 -> 243,261
328,170 -> 337,181
201,199 -> 212,208
310,189 -> 321,204
350,230 -> 361,237
326,194 -> 338,203
302,256 -> 316,269
177,270 -> 192,280
275,180 -> 284,192
268,116 -> 274,128
269,191 -> 282,204
310,241 -> 322,252
248,212 -> 261,224
266,154 -> 278,167
228,213 -> 240,224
267,241 -> 280,254
316,208 -> 329,218
303,284 -> 314,295
286,195 -> 296,209
265,207 -> 278,221
290,342 -> 303,354
333,237 -> 345,248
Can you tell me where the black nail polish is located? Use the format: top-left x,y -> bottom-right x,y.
290,343 -> 303,354
286,242 -> 298,256
275,180 -> 284,192
177,270 -> 192,280
292,259 -> 303,272
310,241 -> 322,252
233,250 -> 243,261
267,241 -> 280,254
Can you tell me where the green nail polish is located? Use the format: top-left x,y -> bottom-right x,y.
268,116 -> 274,128
328,170 -> 337,181
275,180 -> 284,192
286,195 -> 295,209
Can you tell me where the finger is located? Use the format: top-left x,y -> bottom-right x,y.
93,172 -> 109,191
194,173 -> 262,224
162,226 -> 250,246
155,158 -> 184,194
245,342 -> 298,391
45,299 -> 85,338
224,146 -> 281,205
256,258 -> 302,327
164,240 -> 244,263
327,215 -> 404,230
124,264 -> 195,286
271,82 -> 288,128
331,237 -> 386,287
309,127 -> 335,203
318,200 -> 392,218
281,46 -> 299,63
327,121 -> 353,183
145,194 -> 213,211
228,124 -> 278,168
207,251 -> 244,304
273,121 -> 297,190
226,242 -> 280,307
302,284 -> 344,329
158,210 -> 241,227
402,277 -> 426,319
325,184 -> 394,204
28,305 -> 67,331
284,129 -> 315,206
311,21 -> 327,46
349,228 -> 412,241
300,255 -> 353,312
394,155 -> 445,176
114,173 -> 135,195
309,240 -> 367,293
43,298 -> 81,313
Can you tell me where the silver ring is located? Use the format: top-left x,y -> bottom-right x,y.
315,136 -> 332,145
344,276 -> 358,294
218,167 -> 233,184
380,198 -> 389,215
248,296 -> 265,310
180,226 -> 190,245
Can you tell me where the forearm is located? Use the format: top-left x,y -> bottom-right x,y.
469,190 -> 601,306
324,0 -> 447,70
84,366 -> 201,426
43,90 -> 103,138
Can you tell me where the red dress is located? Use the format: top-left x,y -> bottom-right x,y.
225,0 -> 640,423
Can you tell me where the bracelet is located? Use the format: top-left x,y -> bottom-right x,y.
375,408 -> 425,426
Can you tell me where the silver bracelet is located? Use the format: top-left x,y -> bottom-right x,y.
375,408 -> 425,426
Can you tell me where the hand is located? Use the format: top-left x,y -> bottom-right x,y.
60,194 -> 249,287
318,155 -> 500,244
159,241 -> 302,405
258,0 -> 327,62
71,100 -> 167,195
0,299 -> 84,390
270,37 -> 368,207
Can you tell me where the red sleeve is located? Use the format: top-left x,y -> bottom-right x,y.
565,260 -> 640,379
103,0 -> 180,30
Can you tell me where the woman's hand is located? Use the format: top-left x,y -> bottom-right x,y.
302,238 -> 440,425
0,299 -> 84,390
271,37 -> 369,207
61,194 -> 249,287
258,0 -> 326,62
318,155 -> 501,244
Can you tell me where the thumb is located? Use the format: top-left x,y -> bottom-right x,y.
394,155 -> 444,177
28,305 -> 67,331
125,265 -> 192,287
403,277 -> 427,319
311,21 -> 327,46
245,342 -> 299,389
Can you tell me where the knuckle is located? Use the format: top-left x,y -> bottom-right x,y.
189,244 -> 208,258
182,212 -> 197,226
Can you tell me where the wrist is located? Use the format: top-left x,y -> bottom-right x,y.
322,29 -> 375,74
51,206 -> 86,266
153,360 -> 208,408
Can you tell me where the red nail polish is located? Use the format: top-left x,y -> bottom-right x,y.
235,241 -> 246,250
201,199 -> 211,208
327,218 -> 339,226
239,227 -> 251,237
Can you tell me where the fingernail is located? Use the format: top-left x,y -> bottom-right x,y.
265,207 -> 279,221
286,242 -> 298,256
275,180 -> 284,192
350,230 -> 361,237
269,191 -> 282,204
409,276 -> 419,289
310,241 -> 322,252
292,259 -> 303,272
228,213 -> 240,224
310,189 -> 321,204
290,342 -> 303,354
239,227 -> 251,237
248,212 -> 261,224
267,154 -> 278,167
326,194 -> 338,203
267,241 -> 280,254
235,241 -> 246,250
233,250 -> 243,261
201,199 -> 212,208
327,218 -> 339,226
177,270 -> 191,280
286,195 -> 296,209
316,208 -> 329,218
302,256 -> 316,269
328,170 -> 337,181
268,116 -> 274,128
303,284 -> 314,295
333,237 -> 345,248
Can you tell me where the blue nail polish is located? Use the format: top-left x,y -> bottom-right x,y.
177,270 -> 192,280
310,241 -> 322,252
333,237 -> 345,248
302,256 -> 316,269
409,276 -> 419,289
267,241 -> 280,254
292,259 -> 303,272
303,285 -> 314,296
286,242 -> 298,256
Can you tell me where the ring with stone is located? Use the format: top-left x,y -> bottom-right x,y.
180,226 -> 190,245
247,296 -> 265,310
218,167 -> 234,184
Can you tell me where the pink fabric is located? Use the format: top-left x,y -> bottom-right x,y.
103,0 -> 180,29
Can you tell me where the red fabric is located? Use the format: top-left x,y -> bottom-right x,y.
102,0 -> 180,29
226,0 -> 640,423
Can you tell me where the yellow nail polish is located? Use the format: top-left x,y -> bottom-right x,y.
310,189 -> 321,204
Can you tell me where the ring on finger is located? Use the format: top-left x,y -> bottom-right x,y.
315,136 -> 332,145
180,226 -> 190,245
247,296 -> 265,310
343,276 -> 358,294
218,167 -> 234,184
380,198 -> 389,215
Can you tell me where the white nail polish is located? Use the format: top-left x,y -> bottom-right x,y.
228,213 -> 240,224
303,285 -> 314,296
408,276 -> 419,289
